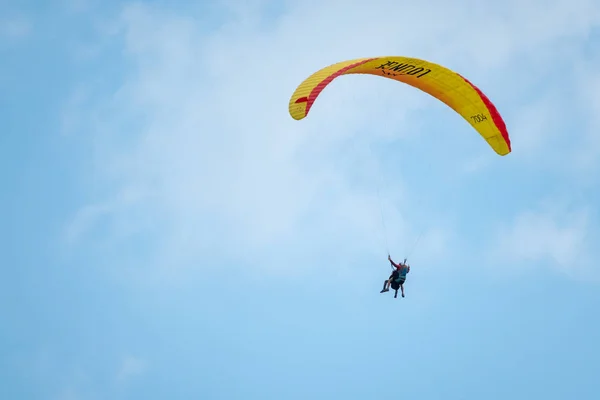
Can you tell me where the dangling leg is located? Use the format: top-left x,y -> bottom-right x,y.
381,273 -> 393,293
380,280 -> 390,293
401,282 -> 405,298
394,289 -> 398,298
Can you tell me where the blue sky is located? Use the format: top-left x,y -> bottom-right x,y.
2,0 -> 600,399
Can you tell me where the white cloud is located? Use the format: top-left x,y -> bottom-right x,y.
63,0 -> 600,281
489,200 -> 596,280
56,387 -> 81,400
117,355 -> 147,382
60,85 -> 92,137
0,16 -> 31,38
64,185 -> 149,246
510,95 -> 563,154
569,59 -> 600,173
62,0 -> 96,14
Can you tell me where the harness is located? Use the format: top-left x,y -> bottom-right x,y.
390,258 -> 408,282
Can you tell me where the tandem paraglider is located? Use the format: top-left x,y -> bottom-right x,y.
288,55 -> 512,298
380,255 -> 410,298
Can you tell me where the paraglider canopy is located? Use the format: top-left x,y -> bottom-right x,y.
288,56 -> 511,156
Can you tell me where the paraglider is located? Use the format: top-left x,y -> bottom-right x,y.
288,55 -> 511,155
288,56 -> 512,298
381,255 -> 410,298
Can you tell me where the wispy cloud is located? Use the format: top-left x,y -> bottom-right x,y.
489,199 -> 597,280
117,355 -> 147,382
57,387 -> 81,400
62,0 -> 600,283
60,85 -> 92,137
570,58 -> 600,173
62,0 -> 96,14
0,16 -> 32,39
